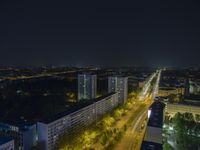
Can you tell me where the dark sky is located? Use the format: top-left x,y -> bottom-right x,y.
0,1 -> 200,67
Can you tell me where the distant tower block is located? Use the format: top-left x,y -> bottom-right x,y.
78,74 -> 97,100
108,76 -> 128,104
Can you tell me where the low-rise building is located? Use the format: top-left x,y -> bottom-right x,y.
184,94 -> 200,104
141,101 -> 165,150
165,103 -> 200,117
141,141 -> 162,150
0,122 -> 37,150
0,137 -> 14,150
158,87 -> 184,97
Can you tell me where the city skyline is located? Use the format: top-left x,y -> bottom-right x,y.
0,1 -> 200,149
0,66 -> 199,149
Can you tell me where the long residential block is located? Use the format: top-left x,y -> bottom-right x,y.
37,92 -> 118,150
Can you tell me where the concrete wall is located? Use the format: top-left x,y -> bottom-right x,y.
37,122 -> 48,150
23,124 -> 37,150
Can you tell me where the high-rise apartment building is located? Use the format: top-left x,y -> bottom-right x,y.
108,76 -> 128,104
78,74 -> 97,100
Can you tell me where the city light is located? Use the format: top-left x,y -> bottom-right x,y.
148,109 -> 152,118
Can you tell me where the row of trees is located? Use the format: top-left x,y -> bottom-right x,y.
57,97 -> 136,150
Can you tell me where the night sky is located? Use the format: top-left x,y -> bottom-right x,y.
0,1 -> 200,67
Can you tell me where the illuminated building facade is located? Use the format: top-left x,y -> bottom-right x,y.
158,87 -> 184,97
78,74 -> 97,100
108,76 -> 128,104
165,103 -> 200,117
37,93 -> 118,150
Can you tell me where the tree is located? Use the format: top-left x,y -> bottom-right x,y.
79,131 -> 97,148
163,142 -> 174,150
105,141 -> 115,150
168,94 -> 179,103
171,112 -> 200,150
114,130 -> 124,141
124,101 -> 132,110
183,112 -> 194,121
193,123 -> 200,137
113,109 -> 123,120
123,124 -> 127,132
100,116 -> 115,129
195,114 -> 200,122
100,132 -> 109,146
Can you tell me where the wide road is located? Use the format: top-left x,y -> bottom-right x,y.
115,69 -> 161,150
115,98 -> 152,150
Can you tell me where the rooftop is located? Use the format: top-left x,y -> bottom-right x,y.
41,92 -> 117,124
0,120 -> 35,132
159,87 -> 177,90
108,76 -> 128,78
184,94 -> 200,101
148,101 -> 165,128
0,137 -> 13,145
141,141 -> 163,150
183,94 -> 200,105
78,73 -> 96,76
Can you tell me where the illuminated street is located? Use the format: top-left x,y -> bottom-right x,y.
115,70 -> 161,150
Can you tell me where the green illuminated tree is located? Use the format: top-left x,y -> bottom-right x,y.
195,114 -> 200,122
163,142 -> 174,150
113,109 -> 123,120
